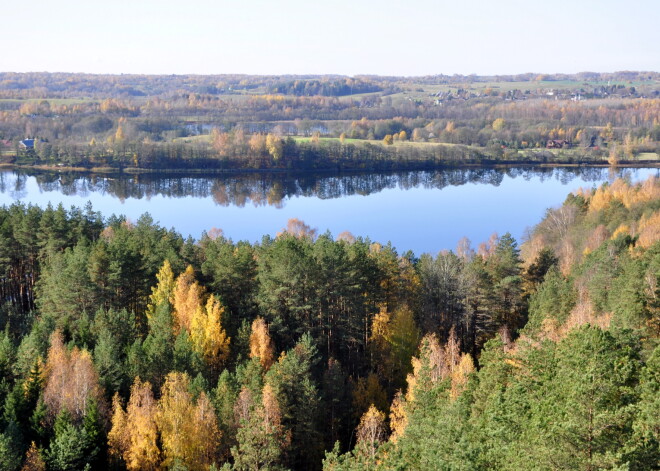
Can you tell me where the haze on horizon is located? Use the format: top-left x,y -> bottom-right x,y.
3,0 -> 659,76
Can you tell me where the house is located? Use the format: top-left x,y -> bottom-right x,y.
20,139 -> 35,149
546,139 -> 571,149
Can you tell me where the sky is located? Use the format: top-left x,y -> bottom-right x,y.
2,0 -> 658,76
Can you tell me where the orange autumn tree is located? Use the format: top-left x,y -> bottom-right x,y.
21,442 -> 46,471
43,330 -> 105,422
173,265 -> 203,333
174,266 -> 230,369
110,374 -> 220,470
157,372 -> 220,470
249,317 -> 275,370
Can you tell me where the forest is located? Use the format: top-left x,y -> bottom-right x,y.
1,72 -> 659,171
0,175 -> 658,470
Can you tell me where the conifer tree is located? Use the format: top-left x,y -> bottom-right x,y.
266,334 -> 322,469
146,260 -> 175,320
232,384 -> 289,471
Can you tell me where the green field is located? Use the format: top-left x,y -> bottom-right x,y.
172,135 -> 212,144
293,136 -> 363,144
185,135 -> 659,161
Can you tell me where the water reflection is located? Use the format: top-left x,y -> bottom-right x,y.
3,167 -> 652,208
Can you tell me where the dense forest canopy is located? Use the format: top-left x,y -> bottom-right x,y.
1,72 -> 658,170
0,176 -> 658,469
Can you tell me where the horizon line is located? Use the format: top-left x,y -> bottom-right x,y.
2,70 -> 659,78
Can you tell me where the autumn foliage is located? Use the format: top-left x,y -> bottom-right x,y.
0,175 -> 658,470
249,317 -> 275,370
43,331 -> 105,423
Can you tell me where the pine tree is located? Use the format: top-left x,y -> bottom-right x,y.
321,358 -> 351,448
44,408 -> 99,471
93,329 -> 125,393
627,345 -> 660,467
0,432 -> 21,471
142,303 -> 175,388
214,369 -> 239,461
487,232 -> 525,332
527,327 -> 641,470
231,385 -> 288,471
266,334 -> 322,469
146,260 -> 175,320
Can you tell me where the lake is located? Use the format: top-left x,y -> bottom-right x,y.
0,167 -> 657,255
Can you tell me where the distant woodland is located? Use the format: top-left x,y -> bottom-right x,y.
0,71 -> 659,170
0,176 -> 658,469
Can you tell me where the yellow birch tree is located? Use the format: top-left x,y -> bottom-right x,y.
190,294 -> 230,372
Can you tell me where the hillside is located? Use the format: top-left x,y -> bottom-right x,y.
0,177 -> 657,469
325,176 -> 660,470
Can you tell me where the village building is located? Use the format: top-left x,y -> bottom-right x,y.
20,139 -> 36,149
546,139 -> 571,149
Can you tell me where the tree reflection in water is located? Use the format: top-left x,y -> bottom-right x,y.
10,167 -> 648,209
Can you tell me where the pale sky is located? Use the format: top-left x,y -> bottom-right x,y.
2,0 -> 658,76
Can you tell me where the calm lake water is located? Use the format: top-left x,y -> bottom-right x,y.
0,167 -> 657,255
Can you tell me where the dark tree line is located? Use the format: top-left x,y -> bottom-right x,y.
268,78 -> 383,97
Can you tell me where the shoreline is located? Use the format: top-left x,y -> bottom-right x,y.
2,160 -> 659,177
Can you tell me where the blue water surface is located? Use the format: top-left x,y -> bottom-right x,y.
0,167 -> 657,255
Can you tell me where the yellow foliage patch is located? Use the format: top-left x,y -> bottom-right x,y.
588,177 -> 660,213
637,210 -> 660,249
611,224 -> 630,240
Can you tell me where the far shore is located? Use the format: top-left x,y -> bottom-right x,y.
2,160 -> 659,177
